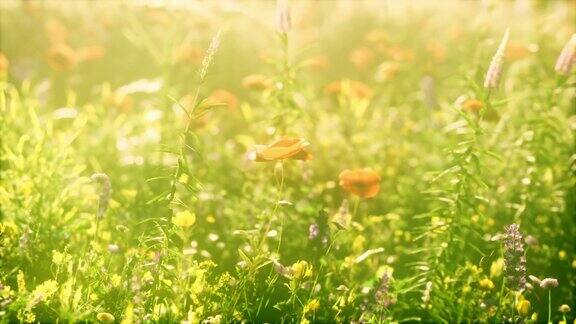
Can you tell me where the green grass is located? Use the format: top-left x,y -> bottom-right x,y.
0,1 -> 575,323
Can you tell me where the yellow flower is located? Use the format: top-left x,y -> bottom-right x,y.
304,299 -> 320,314
27,280 -> 58,309
17,270 -> 26,292
111,274 -> 122,288
516,299 -> 531,316
96,312 -> 115,323
479,278 -> 495,290
291,260 -> 313,279
172,210 -> 196,228
490,258 -> 505,278
52,250 -> 71,266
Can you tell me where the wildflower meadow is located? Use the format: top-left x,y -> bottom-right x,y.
0,0 -> 575,323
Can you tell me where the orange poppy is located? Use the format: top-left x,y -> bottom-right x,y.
462,99 -> 499,122
242,74 -> 273,91
173,44 -> 203,65
76,46 -> 106,62
325,79 -> 373,100
506,42 -> 531,61
44,19 -> 68,45
302,55 -> 330,71
208,89 -> 238,110
349,46 -> 375,69
339,168 -> 380,198
248,137 -> 313,162
47,44 -> 78,71
364,29 -> 387,44
0,52 -> 8,76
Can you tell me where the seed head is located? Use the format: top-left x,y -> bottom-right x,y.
276,0 -> 291,34
503,223 -> 526,291
554,34 -> 576,75
91,173 -> 111,219
484,28 -> 510,88
539,278 -> 558,289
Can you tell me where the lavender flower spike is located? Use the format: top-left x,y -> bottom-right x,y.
503,223 -> 526,291
484,28 -> 510,88
91,173 -> 111,219
555,34 -> 576,75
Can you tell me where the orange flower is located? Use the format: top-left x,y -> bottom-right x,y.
426,41 -> 447,62
387,46 -> 415,62
76,46 -> 106,62
462,99 -> 499,122
242,74 -> 273,91
349,46 -> 375,69
339,168 -> 380,198
0,52 -> 8,76
209,89 -> 238,110
104,91 -> 133,113
302,55 -> 330,71
364,29 -> 387,44
325,79 -> 373,100
375,62 -> 399,82
173,44 -> 203,65
506,42 -> 531,61
463,99 -> 484,115
47,44 -> 78,71
248,137 -> 313,162
44,19 -> 68,45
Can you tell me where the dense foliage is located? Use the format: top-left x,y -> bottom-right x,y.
0,1 -> 575,323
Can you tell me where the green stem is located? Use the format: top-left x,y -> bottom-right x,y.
275,162 -> 286,254
548,290 -> 552,324
352,196 -> 360,219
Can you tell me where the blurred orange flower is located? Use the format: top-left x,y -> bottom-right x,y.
325,79 -> 373,100
242,74 -> 273,91
208,89 -> 238,110
302,55 -> 330,71
45,19 -> 68,45
339,168 -> 381,198
387,46 -> 415,62
462,99 -> 499,122
364,29 -> 387,44
47,44 -> 78,71
249,137 -> 312,162
426,41 -> 447,62
506,42 -> 531,61
0,52 -> 9,76
173,44 -> 203,65
76,46 -> 106,62
375,62 -> 399,82
463,99 -> 483,115
349,46 -> 375,69
104,91 -> 133,113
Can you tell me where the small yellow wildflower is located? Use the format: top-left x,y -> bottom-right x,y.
304,299 -> 320,314
559,304 -> 571,313
516,299 -> 531,316
172,210 -> 196,228
17,270 -> 26,292
111,274 -> 122,288
558,250 -> 567,260
490,258 -> 505,278
291,260 -> 313,279
479,278 -> 495,290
